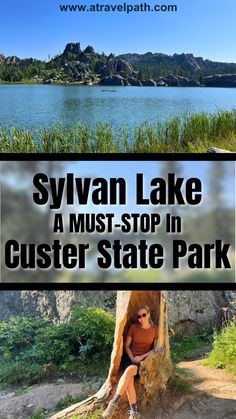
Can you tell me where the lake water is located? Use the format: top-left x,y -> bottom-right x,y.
1,84 -> 236,130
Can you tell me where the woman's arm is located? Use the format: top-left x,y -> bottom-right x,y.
132,339 -> 158,362
124,335 -> 135,362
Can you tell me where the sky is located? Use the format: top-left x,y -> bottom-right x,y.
73,161 -> 235,212
1,0 -> 236,62
4,161 -> 235,213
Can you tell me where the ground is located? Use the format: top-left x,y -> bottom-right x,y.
0,360 -> 236,419
170,360 -> 236,419
0,378 -> 102,419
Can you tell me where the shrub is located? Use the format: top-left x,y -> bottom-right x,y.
33,322 -> 76,364
0,315 -> 47,357
0,308 -> 114,387
0,358 -> 44,386
71,307 -> 115,361
204,320 -> 236,374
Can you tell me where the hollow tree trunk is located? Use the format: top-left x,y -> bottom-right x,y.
51,291 -> 173,419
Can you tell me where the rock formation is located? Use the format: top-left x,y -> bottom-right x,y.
62,42 -> 81,58
0,291 -> 235,336
203,74 -> 236,87
2,42 -> 236,85
167,291 -> 227,337
163,75 -> 200,87
142,79 -> 157,86
0,291 -> 115,323
101,75 -> 126,86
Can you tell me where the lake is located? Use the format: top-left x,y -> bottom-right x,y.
1,84 -> 236,130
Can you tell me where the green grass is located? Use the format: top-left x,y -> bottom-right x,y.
69,408 -> 104,419
15,385 -> 29,396
75,407 -> 104,419
56,393 -> 82,410
203,320 -> 236,375
170,372 -> 193,394
1,110 -> 236,152
29,410 -> 46,419
85,408 -> 105,418
171,332 -> 213,363
169,333 -> 213,396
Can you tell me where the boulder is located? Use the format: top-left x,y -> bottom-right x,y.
203,74 -> 236,87
164,74 -> 180,86
155,78 -> 168,87
100,74 -> 125,86
208,147 -> 233,153
122,78 -> 131,86
83,79 -> 93,85
174,75 -> 200,87
142,79 -> 157,86
167,291 -> 227,337
156,81 -> 167,86
164,74 -> 200,87
116,59 -> 134,77
99,65 -> 112,78
128,77 -> 142,86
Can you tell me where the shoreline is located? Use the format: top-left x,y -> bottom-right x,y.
0,81 -> 235,88
1,110 -> 236,153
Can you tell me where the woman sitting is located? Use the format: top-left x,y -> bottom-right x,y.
103,305 -> 158,418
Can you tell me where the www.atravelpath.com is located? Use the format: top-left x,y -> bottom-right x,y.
59,3 -> 178,13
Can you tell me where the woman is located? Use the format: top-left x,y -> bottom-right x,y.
103,306 -> 158,419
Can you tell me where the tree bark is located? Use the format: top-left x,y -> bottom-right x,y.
51,291 -> 173,418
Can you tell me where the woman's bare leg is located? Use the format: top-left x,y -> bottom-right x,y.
102,366 -> 138,418
126,376 -> 136,405
116,365 -> 138,396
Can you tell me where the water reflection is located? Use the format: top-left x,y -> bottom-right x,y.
0,85 -> 236,130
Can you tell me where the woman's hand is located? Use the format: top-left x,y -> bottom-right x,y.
133,355 -> 144,363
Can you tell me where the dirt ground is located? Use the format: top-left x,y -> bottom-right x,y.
0,383 -> 82,419
0,359 -> 236,419
0,379 -> 101,419
170,359 -> 236,419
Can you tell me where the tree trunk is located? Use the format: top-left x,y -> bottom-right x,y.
51,291 -> 173,418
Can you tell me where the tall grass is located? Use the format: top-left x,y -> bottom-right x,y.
204,320 -> 236,375
1,110 -> 236,152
